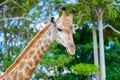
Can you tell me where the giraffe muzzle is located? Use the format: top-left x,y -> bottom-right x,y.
67,44 -> 75,55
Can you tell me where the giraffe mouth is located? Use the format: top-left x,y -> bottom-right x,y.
66,47 -> 75,55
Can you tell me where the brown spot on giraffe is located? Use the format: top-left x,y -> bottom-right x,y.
29,49 -> 35,57
34,57 -> 39,66
13,71 -> 17,80
6,76 -> 10,80
35,44 -> 39,48
28,60 -> 33,67
25,66 -> 31,74
19,61 -> 25,70
39,54 -> 43,59
41,46 -> 44,51
24,76 -> 29,80
45,43 -> 49,49
37,49 -> 40,55
30,67 -> 36,75
33,55 -> 37,60
18,71 -> 23,80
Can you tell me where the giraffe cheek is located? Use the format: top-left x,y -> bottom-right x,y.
56,37 -> 66,47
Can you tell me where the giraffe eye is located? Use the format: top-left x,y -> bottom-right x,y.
74,25 -> 77,28
57,28 -> 63,31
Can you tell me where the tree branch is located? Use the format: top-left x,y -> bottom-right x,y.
103,24 -> 120,34
0,17 -> 35,23
101,8 -> 105,16
0,0 -> 9,7
0,0 -> 26,10
77,13 -> 90,25
89,4 -> 99,18
11,0 -> 26,11
3,8 -> 5,18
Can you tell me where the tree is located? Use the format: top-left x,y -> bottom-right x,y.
75,0 -> 120,80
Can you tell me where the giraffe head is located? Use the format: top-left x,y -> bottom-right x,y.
50,6 -> 77,55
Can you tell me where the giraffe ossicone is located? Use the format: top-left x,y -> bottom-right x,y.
0,6 -> 77,80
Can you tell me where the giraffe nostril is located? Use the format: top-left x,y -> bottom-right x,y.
71,45 -> 75,49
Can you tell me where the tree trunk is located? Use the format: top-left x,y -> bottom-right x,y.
98,8 -> 106,80
92,25 -> 99,80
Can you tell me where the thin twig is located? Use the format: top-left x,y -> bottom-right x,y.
103,24 -> 120,34
77,11 -> 82,25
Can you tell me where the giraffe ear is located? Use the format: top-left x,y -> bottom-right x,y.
49,16 -> 57,27
72,24 -> 79,34
73,24 -> 79,30
50,16 -> 55,23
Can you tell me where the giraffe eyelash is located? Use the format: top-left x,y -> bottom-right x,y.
57,28 -> 63,31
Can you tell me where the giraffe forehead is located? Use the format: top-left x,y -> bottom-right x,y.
62,18 -> 72,23
62,23 -> 72,31
57,17 -> 72,24
62,21 -> 72,28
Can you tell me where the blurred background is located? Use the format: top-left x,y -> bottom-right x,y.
0,0 -> 120,80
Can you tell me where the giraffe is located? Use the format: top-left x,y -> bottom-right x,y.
0,6 -> 77,80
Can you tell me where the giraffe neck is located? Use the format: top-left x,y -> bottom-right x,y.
0,24 -> 56,80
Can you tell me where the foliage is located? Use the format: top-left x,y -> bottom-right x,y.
71,63 -> 98,76
105,42 -> 120,80
41,53 -> 75,67
0,46 -> 22,71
